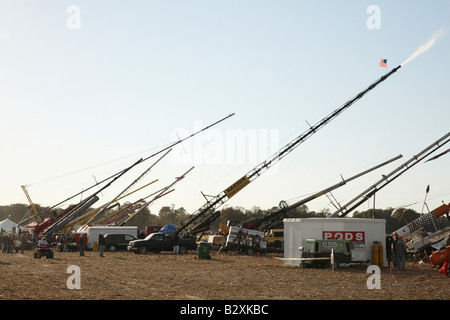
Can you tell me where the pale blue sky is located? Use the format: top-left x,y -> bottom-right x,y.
1,1 -> 449,217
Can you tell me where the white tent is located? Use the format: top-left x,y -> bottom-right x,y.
0,219 -> 18,232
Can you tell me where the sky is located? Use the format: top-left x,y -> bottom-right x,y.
1,1 -> 449,220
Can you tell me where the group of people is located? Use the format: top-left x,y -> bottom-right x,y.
1,231 -> 30,254
387,232 -> 408,271
0,230 -> 108,258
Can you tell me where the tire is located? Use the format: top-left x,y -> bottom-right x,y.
179,246 -> 187,254
138,246 -> 147,254
246,247 -> 255,256
109,244 -> 117,252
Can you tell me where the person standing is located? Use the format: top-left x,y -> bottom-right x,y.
385,235 -> 394,269
7,234 -> 14,253
394,236 -> 408,270
172,234 -> 179,254
391,232 -> 398,268
2,234 -> 8,253
98,234 -> 105,257
79,235 -> 85,256
63,235 -> 68,252
20,232 -> 28,254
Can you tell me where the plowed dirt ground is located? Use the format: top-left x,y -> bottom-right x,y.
0,248 -> 447,302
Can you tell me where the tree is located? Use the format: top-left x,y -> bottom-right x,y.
123,205 -> 158,230
158,205 -> 176,226
285,204 -> 311,218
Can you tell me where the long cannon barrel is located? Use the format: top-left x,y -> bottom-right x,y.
118,166 -> 195,226
36,113 -> 235,215
239,154 -> 403,231
331,131 -> 450,217
176,65 -> 402,236
43,195 -> 100,237
83,149 -> 172,227
394,203 -> 450,238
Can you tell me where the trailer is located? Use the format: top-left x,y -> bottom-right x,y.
80,226 -> 139,250
223,226 -> 267,255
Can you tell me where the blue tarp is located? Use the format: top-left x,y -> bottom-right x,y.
159,224 -> 177,235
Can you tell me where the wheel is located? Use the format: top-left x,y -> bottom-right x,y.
108,244 -> 117,252
179,246 -> 187,254
279,200 -> 288,209
138,246 -> 147,254
246,247 -> 255,255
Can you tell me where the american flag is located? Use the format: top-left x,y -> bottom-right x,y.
380,59 -> 387,68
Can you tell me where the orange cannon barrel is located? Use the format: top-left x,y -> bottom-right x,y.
432,203 -> 450,219
430,246 -> 450,267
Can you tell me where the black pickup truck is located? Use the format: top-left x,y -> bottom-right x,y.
127,232 -> 196,254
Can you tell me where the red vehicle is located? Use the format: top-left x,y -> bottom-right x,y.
33,244 -> 54,259
430,245 -> 449,267
145,225 -> 162,236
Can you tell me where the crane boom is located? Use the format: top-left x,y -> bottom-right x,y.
175,65 -> 402,236
21,185 -> 42,223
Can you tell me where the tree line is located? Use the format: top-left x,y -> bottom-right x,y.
1,202 -> 448,234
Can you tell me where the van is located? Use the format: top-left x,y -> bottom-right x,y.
84,226 -> 139,250
104,234 -> 137,252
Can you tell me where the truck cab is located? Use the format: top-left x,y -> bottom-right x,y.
265,229 -> 284,252
127,232 -> 196,254
104,233 -> 137,252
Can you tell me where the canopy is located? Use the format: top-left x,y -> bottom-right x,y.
159,224 -> 177,235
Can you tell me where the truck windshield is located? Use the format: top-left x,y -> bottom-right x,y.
144,233 -> 165,241
144,233 -> 155,240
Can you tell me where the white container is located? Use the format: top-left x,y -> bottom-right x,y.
283,218 -> 386,267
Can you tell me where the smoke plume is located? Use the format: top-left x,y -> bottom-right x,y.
401,29 -> 445,66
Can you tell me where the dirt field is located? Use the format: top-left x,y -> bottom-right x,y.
0,247 -> 448,303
